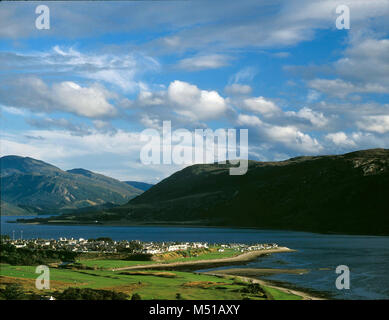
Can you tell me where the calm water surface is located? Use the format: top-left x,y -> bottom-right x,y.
1,215 -> 388,300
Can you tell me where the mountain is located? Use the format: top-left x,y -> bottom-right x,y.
0,201 -> 34,216
0,156 -> 143,215
1,155 -> 63,177
46,148 -> 389,235
124,181 -> 154,192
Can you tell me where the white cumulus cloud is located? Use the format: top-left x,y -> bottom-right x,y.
325,132 -> 356,147
167,80 -> 227,121
242,96 -> 280,117
356,115 -> 389,134
0,77 -> 117,118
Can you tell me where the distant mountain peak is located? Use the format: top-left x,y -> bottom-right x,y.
0,155 -> 62,177
67,168 -> 94,177
1,155 -> 143,215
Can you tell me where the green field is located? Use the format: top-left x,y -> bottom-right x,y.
77,248 -> 240,270
263,286 -> 302,300
78,259 -> 155,269
157,248 -> 240,263
0,263 -> 302,300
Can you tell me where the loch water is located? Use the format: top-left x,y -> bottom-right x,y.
1,215 -> 388,300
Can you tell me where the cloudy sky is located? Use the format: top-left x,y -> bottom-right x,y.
1,0 -> 389,183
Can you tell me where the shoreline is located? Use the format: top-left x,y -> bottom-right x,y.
111,247 -> 295,271
206,267 -> 309,276
202,272 -> 325,300
203,268 -> 331,300
109,246 -> 325,300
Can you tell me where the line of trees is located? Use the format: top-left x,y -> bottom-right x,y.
0,284 -> 137,300
0,243 -> 78,265
55,287 -> 128,300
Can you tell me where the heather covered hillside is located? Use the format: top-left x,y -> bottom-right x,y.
37,149 -> 389,235
0,156 -> 143,215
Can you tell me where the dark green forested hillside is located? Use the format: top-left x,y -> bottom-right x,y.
39,149 -> 389,235
124,181 -> 154,192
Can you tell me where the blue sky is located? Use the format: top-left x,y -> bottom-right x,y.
1,0 -> 389,183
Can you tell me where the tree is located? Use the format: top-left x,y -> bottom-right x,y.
57,287 -> 128,300
240,283 -> 266,296
0,235 -> 10,242
0,284 -> 25,300
131,293 -> 141,300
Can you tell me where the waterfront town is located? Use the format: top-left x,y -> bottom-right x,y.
1,236 -> 278,255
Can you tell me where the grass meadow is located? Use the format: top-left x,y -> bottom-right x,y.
0,262 -> 301,300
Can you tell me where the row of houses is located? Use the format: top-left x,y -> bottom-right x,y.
4,237 -> 278,254
4,238 -> 210,254
7,238 -> 119,253
142,242 -> 209,254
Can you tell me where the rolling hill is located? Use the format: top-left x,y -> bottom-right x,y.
0,156 -> 144,215
43,148 -> 389,235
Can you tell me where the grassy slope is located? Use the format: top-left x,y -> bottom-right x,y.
79,259 -> 156,269
0,264 -> 301,300
154,248 -> 239,263
75,250 -> 235,270
78,248 -> 240,269
0,201 -> 32,216
263,286 -> 302,300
